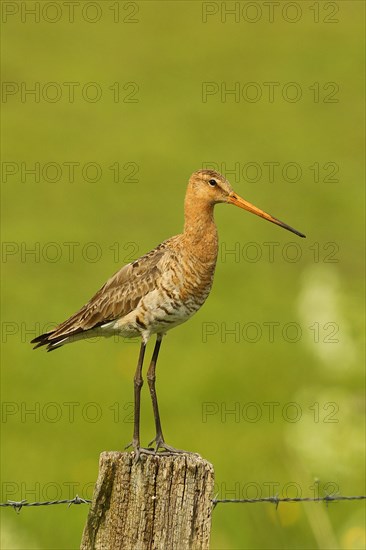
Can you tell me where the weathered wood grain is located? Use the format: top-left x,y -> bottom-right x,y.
80,452 -> 214,550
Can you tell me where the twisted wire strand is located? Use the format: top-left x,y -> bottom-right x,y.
1,494 -> 365,513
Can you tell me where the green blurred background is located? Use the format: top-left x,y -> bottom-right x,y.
1,1 -> 365,549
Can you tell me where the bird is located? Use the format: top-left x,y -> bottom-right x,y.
31,169 -> 305,460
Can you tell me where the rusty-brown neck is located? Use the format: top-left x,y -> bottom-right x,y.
183,195 -> 218,264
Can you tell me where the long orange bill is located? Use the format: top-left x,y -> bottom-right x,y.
228,193 -> 306,238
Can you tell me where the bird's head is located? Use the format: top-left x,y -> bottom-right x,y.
188,169 -> 305,238
188,169 -> 234,203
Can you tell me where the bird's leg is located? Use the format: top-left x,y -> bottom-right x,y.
147,335 -> 189,455
146,335 -> 164,447
125,341 -> 146,462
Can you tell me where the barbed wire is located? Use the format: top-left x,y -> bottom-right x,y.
0,495 -> 91,514
212,494 -> 366,509
1,494 -> 365,513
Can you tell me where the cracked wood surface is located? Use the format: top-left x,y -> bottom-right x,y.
80,452 -> 215,550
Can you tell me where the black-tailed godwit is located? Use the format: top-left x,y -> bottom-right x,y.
31,169 -> 305,460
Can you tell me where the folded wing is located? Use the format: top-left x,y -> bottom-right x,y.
31,240 -> 171,351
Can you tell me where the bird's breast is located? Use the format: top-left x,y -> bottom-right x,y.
179,253 -> 216,305
115,233 -> 219,339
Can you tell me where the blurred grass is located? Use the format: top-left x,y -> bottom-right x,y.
1,1 -> 365,549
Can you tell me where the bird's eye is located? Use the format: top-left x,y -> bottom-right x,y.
208,179 -> 217,187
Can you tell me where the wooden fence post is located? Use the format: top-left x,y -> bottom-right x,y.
80,451 -> 215,550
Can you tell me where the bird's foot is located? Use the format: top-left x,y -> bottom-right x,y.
147,435 -> 199,456
125,438 -> 199,462
125,439 -> 160,463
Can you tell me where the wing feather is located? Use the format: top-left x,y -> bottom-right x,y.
31,239 -> 174,349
